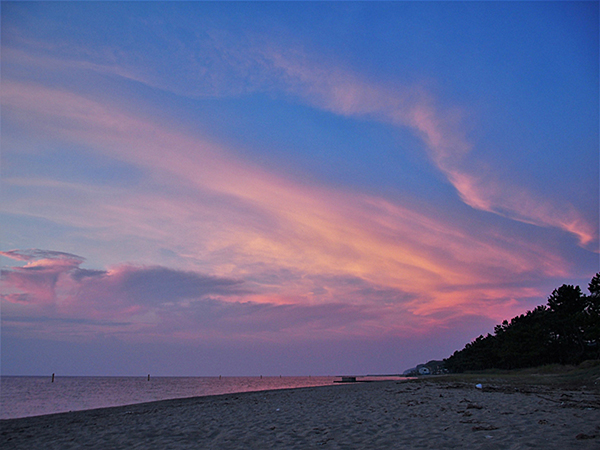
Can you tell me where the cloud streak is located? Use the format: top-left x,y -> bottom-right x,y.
1,3 -> 597,376
1,17 -> 595,352
4,29 -> 595,247
1,77 -> 577,325
254,46 -> 597,247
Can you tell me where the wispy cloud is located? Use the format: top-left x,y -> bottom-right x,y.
0,249 -> 85,263
254,46 -> 597,247
1,79 -> 572,313
4,31 -> 595,247
1,2 -> 596,376
2,36 -> 593,349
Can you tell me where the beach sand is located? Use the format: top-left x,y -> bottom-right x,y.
1,379 -> 599,449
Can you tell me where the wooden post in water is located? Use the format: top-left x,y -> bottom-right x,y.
147,374 -> 150,381
51,373 -> 55,383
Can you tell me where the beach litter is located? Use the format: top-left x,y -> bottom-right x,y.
475,384 -> 482,389
575,433 -> 597,440
472,425 -> 499,431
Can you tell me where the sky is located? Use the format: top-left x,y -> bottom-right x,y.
1,1 -> 598,376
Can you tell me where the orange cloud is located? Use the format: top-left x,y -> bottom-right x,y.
256,46 -> 597,248
5,35 -> 596,246
2,79 -> 573,330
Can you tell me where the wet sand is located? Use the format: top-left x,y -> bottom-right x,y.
2,379 -> 599,449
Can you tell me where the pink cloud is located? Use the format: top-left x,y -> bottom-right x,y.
1,80 -> 577,325
1,250 -> 410,343
1,249 -> 84,306
1,249 -> 85,263
4,35 -> 596,247
255,46 -> 597,247
5,31 -> 597,249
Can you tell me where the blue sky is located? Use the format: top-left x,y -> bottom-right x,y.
1,1 -> 598,376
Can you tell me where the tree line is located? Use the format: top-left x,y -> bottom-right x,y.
444,273 -> 600,372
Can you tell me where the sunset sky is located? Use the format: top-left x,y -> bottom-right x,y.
2,2 -> 598,376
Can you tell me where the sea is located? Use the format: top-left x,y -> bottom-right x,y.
0,375 -> 337,420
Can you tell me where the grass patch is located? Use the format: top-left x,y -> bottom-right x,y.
414,360 -> 600,391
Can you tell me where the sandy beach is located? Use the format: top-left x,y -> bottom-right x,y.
2,379 -> 599,449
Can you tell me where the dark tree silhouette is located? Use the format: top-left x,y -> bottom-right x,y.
589,273 -> 600,297
444,273 -> 600,372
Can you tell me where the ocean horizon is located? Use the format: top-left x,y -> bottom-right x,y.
1,375 -> 345,420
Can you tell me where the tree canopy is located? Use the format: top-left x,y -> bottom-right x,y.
444,273 -> 600,372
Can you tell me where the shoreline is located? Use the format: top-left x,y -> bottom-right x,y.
1,381 -> 341,421
1,375 -> 341,420
2,379 -> 599,449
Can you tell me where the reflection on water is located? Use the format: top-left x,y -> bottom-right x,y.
0,376 -> 335,419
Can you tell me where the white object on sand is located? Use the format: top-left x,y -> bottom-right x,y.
475,384 -> 482,389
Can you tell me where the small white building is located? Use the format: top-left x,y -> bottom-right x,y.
418,367 -> 430,375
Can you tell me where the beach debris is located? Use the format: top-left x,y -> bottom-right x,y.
472,425 -> 499,431
538,419 -> 549,425
459,416 -> 481,423
460,418 -> 480,424
575,433 -> 596,440
466,403 -> 483,410
485,435 -> 493,439
475,383 -> 482,389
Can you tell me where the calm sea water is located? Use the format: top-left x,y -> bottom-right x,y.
0,376 -> 336,419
